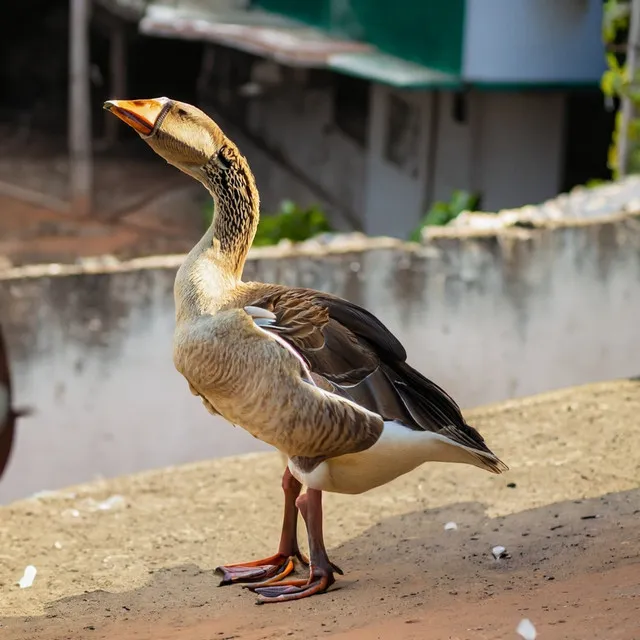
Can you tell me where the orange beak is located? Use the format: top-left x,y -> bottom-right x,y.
103,98 -> 169,136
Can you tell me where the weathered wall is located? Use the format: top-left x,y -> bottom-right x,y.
1,214 -> 639,503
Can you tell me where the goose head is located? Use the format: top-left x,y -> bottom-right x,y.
103,97 -> 230,183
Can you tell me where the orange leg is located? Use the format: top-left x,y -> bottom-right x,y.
215,468 -> 307,586
251,488 -> 343,603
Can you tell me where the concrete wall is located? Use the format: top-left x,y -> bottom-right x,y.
431,89 -> 566,213
363,86 -> 435,237
365,87 -> 565,237
1,213 -> 639,503
241,72 -> 367,231
473,91 -> 566,211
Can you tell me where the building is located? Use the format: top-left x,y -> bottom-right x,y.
83,1 -> 610,237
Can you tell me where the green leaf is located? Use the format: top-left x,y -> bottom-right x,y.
410,189 -> 482,238
449,189 -> 480,216
601,70 -> 614,96
603,0 -> 631,42
606,53 -> 621,74
251,200 -> 333,246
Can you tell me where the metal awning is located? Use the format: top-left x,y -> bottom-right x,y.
329,52 -> 459,89
138,2 -> 461,89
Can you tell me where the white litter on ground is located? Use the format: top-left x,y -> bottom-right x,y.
516,618 -> 537,640
83,495 -> 126,512
54,541 -> 63,550
97,495 -> 126,511
18,565 -> 37,589
59,496 -> 127,519
444,521 -> 458,531
30,490 -> 77,500
30,490 -> 58,499
491,545 -> 507,559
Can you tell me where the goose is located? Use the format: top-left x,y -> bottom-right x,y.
104,97 -> 508,603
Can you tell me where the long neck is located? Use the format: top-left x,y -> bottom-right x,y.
174,146 -> 260,322
200,152 -> 260,280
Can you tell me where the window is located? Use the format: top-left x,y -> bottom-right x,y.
333,73 -> 370,146
384,93 -> 420,178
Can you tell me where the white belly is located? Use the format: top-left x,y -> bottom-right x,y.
288,421 -> 489,495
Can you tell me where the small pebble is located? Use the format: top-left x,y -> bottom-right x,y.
492,545 -> 508,560
444,522 -> 458,531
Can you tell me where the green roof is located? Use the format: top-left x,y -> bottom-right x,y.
138,1 -> 462,88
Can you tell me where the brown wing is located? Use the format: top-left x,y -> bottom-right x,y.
245,286 -> 506,471
0,323 -> 16,478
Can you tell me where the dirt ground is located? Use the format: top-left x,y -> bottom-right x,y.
0,379 -> 639,639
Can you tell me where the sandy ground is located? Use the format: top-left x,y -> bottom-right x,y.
0,379 -> 639,639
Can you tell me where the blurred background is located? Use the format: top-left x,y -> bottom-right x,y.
0,0 -> 638,503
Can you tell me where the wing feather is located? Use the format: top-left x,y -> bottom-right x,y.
242,285 -> 506,471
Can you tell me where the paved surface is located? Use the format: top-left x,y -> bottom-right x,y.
0,379 -> 639,639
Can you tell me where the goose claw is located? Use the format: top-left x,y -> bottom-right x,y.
252,567 -> 336,604
215,553 -> 294,586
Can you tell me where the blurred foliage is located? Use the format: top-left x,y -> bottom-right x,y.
601,0 -> 640,177
584,178 -> 608,188
204,199 -> 333,246
253,200 -> 333,246
410,190 -> 481,240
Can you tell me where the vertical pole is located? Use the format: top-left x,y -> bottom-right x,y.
105,21 -> 127,146
68,0 -> 93,215
618,0 -> 640,177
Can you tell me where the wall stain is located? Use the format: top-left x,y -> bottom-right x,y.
391,250 -> 427,323
1,268 -> 179,367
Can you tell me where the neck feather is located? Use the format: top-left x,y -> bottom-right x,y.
200,152 -> 260,279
